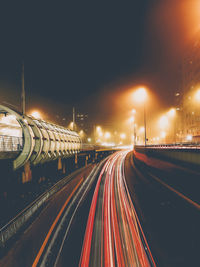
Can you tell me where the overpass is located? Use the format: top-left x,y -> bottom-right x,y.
0,105 -> 118,173
0,105 -> 82,170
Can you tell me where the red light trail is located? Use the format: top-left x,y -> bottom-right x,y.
80,151 -> 156,266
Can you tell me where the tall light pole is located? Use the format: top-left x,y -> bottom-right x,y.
144,103 -> 147,146
133,87 -> 147,146
129,115 -> 135,145
134,123 -> 137,146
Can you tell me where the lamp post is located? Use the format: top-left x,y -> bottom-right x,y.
133,87 -> 147,146
134,123 -> 137,146
144,103 -> 147,146
194,89 -> 200,142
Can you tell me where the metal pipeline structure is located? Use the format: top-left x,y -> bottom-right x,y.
0,105 -> 81,170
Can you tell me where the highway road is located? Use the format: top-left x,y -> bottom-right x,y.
125,151 -> 200,267
0,164 -> 95,267
56,150 -> 199,266
0,150 -> 199,266
57,151 -> 155,267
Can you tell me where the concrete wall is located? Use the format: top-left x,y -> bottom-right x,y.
134,146 -> 200,166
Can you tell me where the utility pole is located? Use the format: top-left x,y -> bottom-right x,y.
144,103 -> 147,146
134,123 -> 136,146
73,107 -> 75,131
21,62 -> 25,116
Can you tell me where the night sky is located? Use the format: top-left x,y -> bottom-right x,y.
0,0 -> 198,129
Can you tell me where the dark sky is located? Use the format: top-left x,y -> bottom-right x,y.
0,0 -> 198,128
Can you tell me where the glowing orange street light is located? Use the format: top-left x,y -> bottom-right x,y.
104,132 -> 111,139
168,108 -> 176,118
96,126 -> 102,132
194,89 -> 200,102
186,134 -> 192,141
133,87 -> 147,103
120,133 -> 126,139
31,111 -> 42,119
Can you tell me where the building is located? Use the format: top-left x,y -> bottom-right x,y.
181,31 -> 200,142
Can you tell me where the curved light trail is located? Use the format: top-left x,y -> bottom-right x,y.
80,151 -> 156,267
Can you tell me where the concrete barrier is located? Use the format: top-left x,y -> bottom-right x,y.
134,146 -> 200,166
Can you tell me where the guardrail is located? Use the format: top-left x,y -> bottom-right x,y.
81,143 -> 119,151
138,144 -> 200,150
0,165 -> 90,248
0,135 -> 23,152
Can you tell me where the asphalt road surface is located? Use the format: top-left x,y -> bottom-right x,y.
1,151 -> 199,266
0,165 -> 94,267
125,151 -> 200,267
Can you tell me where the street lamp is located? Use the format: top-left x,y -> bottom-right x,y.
120,133 -> 126,139
194,89 -> 200,102
133,87 -> 147,146
104,132 -> 111,140
30,111 -> 42,119
168,108 -> 176,118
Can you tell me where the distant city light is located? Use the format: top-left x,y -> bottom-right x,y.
98,132 -> 103,137
79,130 -> 85,138
96,126 -> 103,137
139,127 -> 144,133
159,115 -> 169,129
120,133 -> 126,139
161,131 -> 166,138
104,132 -> 111,139
100,142 -> 115,147
186,135 -> 192,141
96,126 -> 102,132
129,116 -> 135,123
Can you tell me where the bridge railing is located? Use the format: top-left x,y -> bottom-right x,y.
0,135 -> 23,152
138,144 -> 200,149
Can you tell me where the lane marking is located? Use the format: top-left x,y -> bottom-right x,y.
132,153 -> 200,210
149,173 -> 200,210
32,178 -> 83,267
